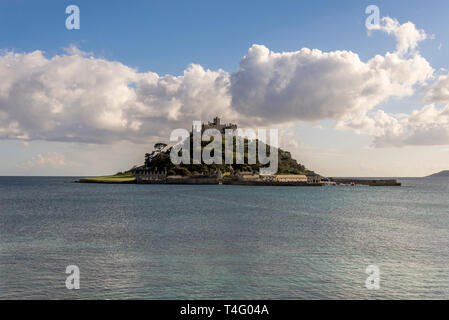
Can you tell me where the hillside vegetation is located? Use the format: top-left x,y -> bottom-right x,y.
137,135 -> 316,177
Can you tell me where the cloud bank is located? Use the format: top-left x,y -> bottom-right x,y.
22,152 -> 79,168
0,17 -> 447,147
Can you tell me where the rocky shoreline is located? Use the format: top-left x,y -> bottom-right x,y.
75,176 -> 400,186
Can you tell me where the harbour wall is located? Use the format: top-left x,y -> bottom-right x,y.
222,179 -> 322,186
332,179 -> 401,186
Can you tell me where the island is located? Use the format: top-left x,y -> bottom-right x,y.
76,117 -> 401,187
425,170 -> 449,178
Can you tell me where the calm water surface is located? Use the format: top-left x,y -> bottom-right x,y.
0,177 -> 448,299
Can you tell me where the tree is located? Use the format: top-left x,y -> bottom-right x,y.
154,143 -> 167,152
144,143 -> 168,167
144,153 -> 152,167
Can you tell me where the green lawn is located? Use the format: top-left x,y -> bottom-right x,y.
81,173 -> 136,183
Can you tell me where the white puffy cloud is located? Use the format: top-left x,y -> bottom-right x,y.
375,17 -> 428,55
337,109 -> 404,138
369,47 -> 449,147
0,17 -> 444,149
133,64 -> 234,128
229,17 -> 434,143
230,44 -> 432,125
0,50 -> 138,142
424,74 -> 449,103
373,104 -> 449,147
0,50 -> 233,143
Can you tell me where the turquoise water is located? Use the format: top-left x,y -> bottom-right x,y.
0,177 -> 448,299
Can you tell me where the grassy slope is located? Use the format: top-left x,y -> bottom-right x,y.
80,173 -> 136,183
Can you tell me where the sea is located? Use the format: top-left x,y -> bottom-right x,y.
0,176 -> 448,299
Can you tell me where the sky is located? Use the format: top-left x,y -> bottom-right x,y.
1,0 -> 449,177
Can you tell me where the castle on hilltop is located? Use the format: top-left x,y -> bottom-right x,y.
200,117 -> 237,134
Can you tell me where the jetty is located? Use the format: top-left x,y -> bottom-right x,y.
331,178 -> 401,186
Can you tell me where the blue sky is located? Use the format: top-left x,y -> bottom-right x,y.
2,0 -> 447,74
1,0 -> 449,176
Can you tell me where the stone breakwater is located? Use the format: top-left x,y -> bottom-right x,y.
222,180 -> 322,186
331,179 -> 401,186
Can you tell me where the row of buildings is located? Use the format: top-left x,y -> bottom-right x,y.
135,168 -> 321,185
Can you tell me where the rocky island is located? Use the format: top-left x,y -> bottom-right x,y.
76,117 -> 401,187
77,117 -> 322,185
